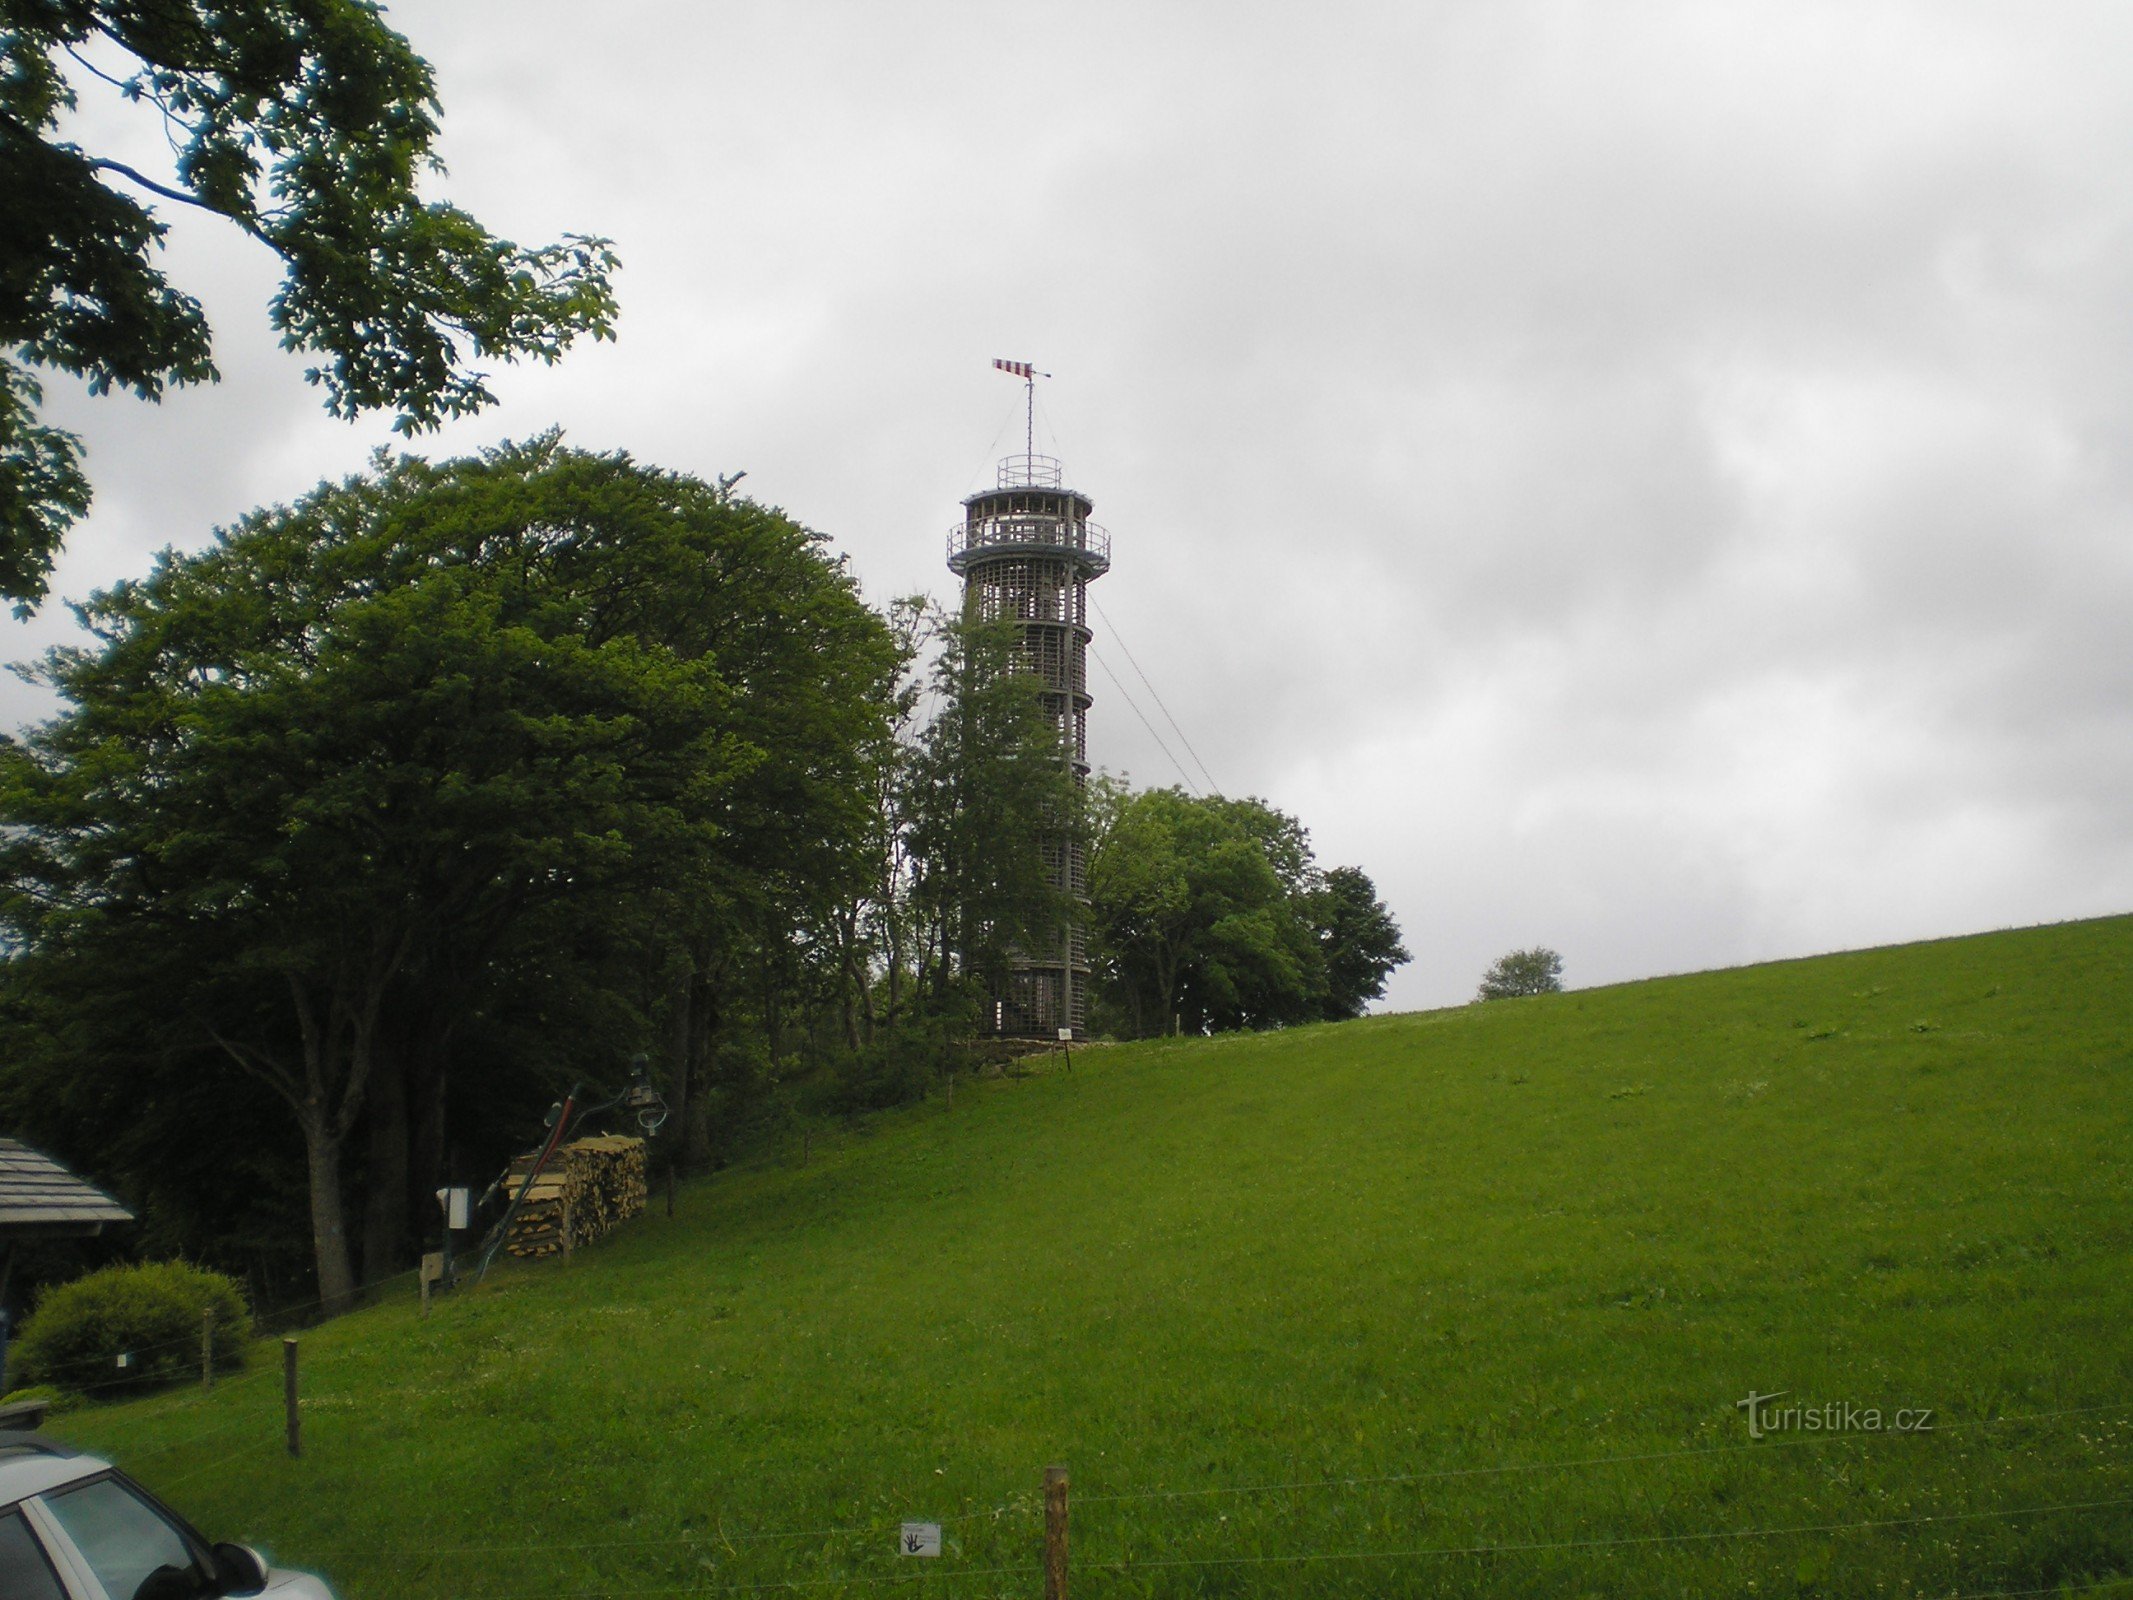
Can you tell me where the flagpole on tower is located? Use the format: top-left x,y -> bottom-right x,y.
993,358 -> 1051,472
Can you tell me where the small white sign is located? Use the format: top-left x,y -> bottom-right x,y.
1057,1028 -> 1073,1043
898,1522 -> 941,1558
436,1186 -> 471,1231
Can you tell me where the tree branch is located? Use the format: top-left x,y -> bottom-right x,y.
86,158 -> 255,234
201,1019 -> 299,1108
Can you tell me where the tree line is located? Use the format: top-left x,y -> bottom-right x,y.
0,442 -> 1407,1311
3,2 -> 1409,1316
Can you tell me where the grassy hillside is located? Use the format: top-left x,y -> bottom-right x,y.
52,917 -> 2133,1598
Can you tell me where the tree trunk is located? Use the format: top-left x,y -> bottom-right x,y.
666,955 -> 693,1172
685,961 -> 719,1166
361,1037 -> 410,1285
856,946 -> 877,1046
837,910 -> 862,1051
408,1023 -> 451,1237
300,1111 -> 357,1314
762,944 -> 784,1069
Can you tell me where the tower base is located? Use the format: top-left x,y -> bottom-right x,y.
995,962 -> 1089,1041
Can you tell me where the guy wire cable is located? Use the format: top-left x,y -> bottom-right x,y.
1092,596 -> 1220,796
1090,647 -> 1198,795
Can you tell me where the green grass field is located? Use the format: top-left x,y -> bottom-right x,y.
51,916 -> 2133,1598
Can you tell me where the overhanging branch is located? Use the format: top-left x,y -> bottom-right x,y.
87,158 -> 254,234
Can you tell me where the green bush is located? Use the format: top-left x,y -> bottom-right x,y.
0,1384 -> 78,1417
814,1029 -> 945,1116
13,1262 -> 250,1393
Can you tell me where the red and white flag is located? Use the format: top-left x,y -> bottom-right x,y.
994,358 -> 1039,378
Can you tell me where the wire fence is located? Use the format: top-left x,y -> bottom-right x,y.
41,1287 -> 2133,1600
1076,1493 -> 2133,1578
1071,1398 -> 2133,1507
94,1381 -> 2127,1597
347,1483 -> 2133,1600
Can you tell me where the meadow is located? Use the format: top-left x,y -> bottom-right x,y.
52,916 -> 2133,1598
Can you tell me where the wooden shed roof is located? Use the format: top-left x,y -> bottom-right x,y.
0,1139 -> 133,1237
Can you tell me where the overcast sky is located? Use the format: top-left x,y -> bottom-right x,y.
23,1 -> 2133,1010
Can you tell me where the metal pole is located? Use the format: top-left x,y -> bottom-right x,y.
476,1088 -> 578,1282
201,1309 -> 212,1390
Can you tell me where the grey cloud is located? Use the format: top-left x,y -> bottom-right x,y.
12,0 -> 2132,1010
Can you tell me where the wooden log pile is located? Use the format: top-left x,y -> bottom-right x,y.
498,1134 -> 648,1259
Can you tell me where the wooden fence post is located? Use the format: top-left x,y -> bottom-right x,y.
282,1338 -> 300,1458
200,1309 -> 212,1390
1044,1463 -> 1069,1600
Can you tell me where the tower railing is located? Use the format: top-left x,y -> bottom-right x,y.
946,519 -> 1110,574
997,453 -> 1063,488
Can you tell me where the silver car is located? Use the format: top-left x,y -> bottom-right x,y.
0,1432 -> 334,1599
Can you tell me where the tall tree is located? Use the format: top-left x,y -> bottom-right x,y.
0,1 -> 618,604
0,439 -> 896,1305
1089,791 -> 1410,1036
898,607 -> 1080,1023
1089,789 -> 1333,1037
1310,866 -> 1410,1021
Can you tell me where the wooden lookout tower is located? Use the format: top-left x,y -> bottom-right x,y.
948,364 -> 1111,1038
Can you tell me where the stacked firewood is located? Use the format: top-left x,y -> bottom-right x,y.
498,1134 -> 648,1259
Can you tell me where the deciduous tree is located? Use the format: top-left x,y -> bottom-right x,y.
1310,865 -> 1409,1020
898,608 -> 1079,1019
0,1 -> 618,604
1091,789 -> 1344,1036
0,439 -> 895,1306
1476,947 -> 1564,1001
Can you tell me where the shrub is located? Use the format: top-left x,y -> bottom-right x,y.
0,1384 -> 78,1417
13,1261 -> 250,1393
815,1030 -> 945,1116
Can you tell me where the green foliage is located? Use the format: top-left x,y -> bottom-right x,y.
0,2 -> 619,605
0,964 -> 312,1294
1310,864 -> 1411,1019
898,608 -> 1081,1006
808,1025 -> 951,1117
46,916 -> 2133,1598
1089,786 -> 1408,1035
13,1261 -> 248,1392
1477,945 -> 1565,1000
0,1383 -> 79,1416
0,438 -> 899,1303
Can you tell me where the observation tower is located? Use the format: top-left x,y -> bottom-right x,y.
947,362 -> 1111,1038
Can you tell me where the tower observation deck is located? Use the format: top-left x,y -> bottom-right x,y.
947,450 -> 1111,1038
